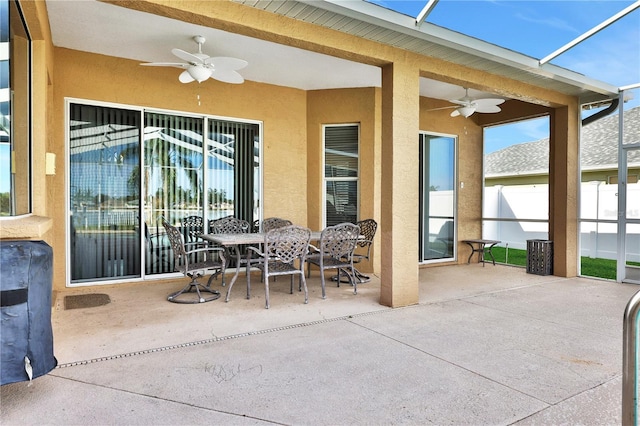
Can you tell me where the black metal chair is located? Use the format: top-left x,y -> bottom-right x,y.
307,222 -> 360,298
246,225 -> 311,309
162,220 -> 224,303
352,218 -> 377,282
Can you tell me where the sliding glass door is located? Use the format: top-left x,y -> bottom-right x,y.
68,102 -> 261,284
419,132 -> 457,262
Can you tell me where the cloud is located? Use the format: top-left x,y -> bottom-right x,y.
515,12 -> 580,33
556,23 -> 640,87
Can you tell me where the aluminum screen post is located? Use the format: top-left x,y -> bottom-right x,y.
623,289 -> 640,425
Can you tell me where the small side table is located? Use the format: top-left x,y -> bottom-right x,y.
462,239 -> 500,266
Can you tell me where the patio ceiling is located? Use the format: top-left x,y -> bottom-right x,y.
44,0 -> 619,106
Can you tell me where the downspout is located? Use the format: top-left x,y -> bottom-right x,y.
582,98 -> 619,126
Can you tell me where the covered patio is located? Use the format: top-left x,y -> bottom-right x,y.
2,263 -> 637,424
4,0 -> 630,308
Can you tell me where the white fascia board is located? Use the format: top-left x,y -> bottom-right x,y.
299,0 -> 618,98
485,170 -> 550,179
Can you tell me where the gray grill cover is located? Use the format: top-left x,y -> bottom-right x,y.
1,240 -> 57,385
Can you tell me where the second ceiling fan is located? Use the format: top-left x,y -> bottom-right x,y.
432,88 -> 505,118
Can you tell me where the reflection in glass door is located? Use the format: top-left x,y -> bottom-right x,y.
69,103 -> 142,283
419,133 -> 457,262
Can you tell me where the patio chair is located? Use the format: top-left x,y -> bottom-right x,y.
261,217 -> 293,232
435,220 -> 454,257
246,225 -> 312,309
144,222 -> 172,274
181,215 -> 204,244
162,220 -> 224,304
208,216 -> 254,284
352,218 -> 377,282
306,222 -> 360,299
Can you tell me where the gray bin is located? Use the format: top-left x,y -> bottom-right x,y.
1,240 -> 57,385
526,239 -> 553,275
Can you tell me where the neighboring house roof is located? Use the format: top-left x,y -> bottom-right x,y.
485,106 -> 640,178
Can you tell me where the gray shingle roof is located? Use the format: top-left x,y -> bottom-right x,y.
485,106 -> 640,177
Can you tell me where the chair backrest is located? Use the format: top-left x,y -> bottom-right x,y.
355,219 -> 377,248
162,220 -> 187,266
437,220 -> 454,241
261,217 -> 293,232
320,222 -> 360,259
209,216 -> 250,234
264,225 -> 311,264
181,215 -> 203,242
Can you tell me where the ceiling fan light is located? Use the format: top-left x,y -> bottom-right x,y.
187,65 -> 211,83
458,106 -> 475,118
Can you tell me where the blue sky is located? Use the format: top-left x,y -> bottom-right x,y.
367,0 -> 640,153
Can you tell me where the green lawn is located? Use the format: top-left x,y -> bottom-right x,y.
488,246 -> 639,280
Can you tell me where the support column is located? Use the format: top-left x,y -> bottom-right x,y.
549,105 -> 580,277
379,62 -> 420,307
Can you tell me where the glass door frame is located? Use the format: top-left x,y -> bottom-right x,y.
418,131 -> 458,264
66,99 -> 263,287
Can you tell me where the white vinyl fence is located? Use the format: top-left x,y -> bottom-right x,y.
483,182 -> 640,262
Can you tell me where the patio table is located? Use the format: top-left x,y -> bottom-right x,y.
200,232 -> 321,302
462,239 -> 500,266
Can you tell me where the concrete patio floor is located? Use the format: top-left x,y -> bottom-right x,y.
2,263 -> 639,425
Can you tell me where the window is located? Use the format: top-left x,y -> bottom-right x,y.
68,101 -> 261,284
0,0 -> 31,216
324,124 -> 358,226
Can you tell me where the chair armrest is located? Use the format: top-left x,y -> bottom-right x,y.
246,246 -> 264,257
184,246 -> 225,256
184,241 -> 211,251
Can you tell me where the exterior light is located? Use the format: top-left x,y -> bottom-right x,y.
187,65 -> 211,83
458,106 -> 475,117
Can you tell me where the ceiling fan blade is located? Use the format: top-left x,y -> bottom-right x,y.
449,99 -> 470,106
210,69 -> 245,84
141,62 -> 188,69
426,105 -> 458,112
474,104 -> 502,113
171,48 -> 205,64
473,98 -> 505,107
206,56 -> 248,71
178,70 -> 195,83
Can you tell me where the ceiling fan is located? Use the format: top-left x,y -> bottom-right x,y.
430,88 -> 505,118
140,36 -> 248,84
